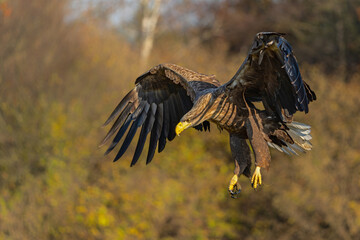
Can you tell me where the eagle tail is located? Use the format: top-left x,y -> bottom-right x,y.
267,121 -> 313,155
286,121 -> 313,154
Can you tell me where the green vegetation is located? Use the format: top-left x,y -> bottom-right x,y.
0,0 -> 359,239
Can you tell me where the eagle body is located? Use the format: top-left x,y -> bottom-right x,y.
101,32 -> 316,196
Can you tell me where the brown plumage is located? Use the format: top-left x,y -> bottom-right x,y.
101,32 -> 316,196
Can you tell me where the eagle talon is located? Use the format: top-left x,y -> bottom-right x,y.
229,185 -> 241,198
228,175 -> 241,198
251,166 -> 262,189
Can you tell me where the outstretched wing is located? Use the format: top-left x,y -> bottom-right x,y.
101,63 -> 220,166
226,32 -> 316,122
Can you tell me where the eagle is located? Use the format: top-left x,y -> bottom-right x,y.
100,32 -> 316,197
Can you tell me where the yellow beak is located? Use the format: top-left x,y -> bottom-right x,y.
175,121 -> 191,136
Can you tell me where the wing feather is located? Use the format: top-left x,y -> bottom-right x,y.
131,103 -> 157,166
167,94 -> 180,141
104,101 -> 148,154
226,32 -> 316,122
113,103 -> 150,162
103,88 -> 138,126
102,64 -> 219,164
277,37 -> 309,113
104,116 -> 132,155
146,103 -> 164,164
100,101 -> 137,146
158,99 -> 170,153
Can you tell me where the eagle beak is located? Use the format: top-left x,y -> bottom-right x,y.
258,40 -> 276,65
258,50 -> 265,65
175,121 -> 191,136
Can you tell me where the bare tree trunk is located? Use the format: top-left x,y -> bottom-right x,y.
140,0 -> 162,67
336,4 -> 348,82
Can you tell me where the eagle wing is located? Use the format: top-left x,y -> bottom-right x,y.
225,32 -> 316,122
101,63 -> 220,166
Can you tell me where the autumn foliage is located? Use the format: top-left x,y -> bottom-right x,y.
0,0 -> 360,239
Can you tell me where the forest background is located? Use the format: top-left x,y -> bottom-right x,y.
1,0 -> 360,239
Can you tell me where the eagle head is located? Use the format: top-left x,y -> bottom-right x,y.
175,92 -> 214,136
250,32 -> 286,64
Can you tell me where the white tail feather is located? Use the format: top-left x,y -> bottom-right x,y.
268,121 -> 313,155
287,121 -> 313,151
289,143 -> 306,153
285,146 -> 298,155
289,129 -> 312,141
287,121 -> 311,130
281,147 -> 291,155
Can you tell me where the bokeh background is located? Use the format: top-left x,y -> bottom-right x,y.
1,0 -> 360,239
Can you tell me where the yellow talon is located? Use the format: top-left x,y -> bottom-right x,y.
228,174 -> 241,197
251,166 -> 262,189
228,175 -> 238,192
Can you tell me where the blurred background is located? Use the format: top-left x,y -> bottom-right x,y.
1,0 -> 360,239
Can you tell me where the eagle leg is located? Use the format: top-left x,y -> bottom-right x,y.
251,166 -> 262,189
245,111 -> 271,190
228,134 -> 252,197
